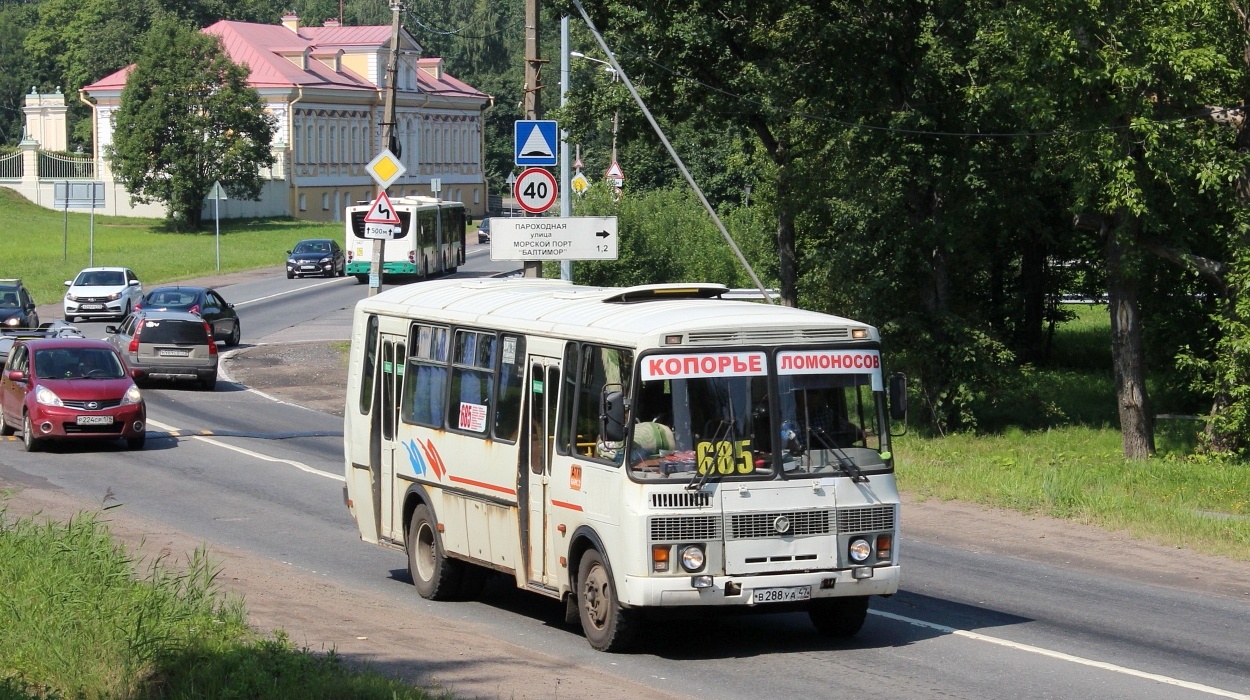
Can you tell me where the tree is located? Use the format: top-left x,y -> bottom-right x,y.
109,18 -> 276,230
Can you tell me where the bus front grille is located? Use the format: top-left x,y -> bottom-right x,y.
729,510 -> 832,539
650,492 -> 711,509
837,505 -> 897,533
650,515 -> 721,542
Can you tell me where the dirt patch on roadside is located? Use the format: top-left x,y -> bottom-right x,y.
223,340 -> 349,416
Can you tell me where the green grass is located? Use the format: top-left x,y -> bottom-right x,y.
0,188 -> 342,304
0,507 -> 444,700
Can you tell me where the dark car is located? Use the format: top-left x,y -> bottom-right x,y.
134,286 -> 241,346
0,337 -> 146,451
286,239 -> 346,279
0,279 -> 40,329
105,310 -> 219,391
0,321 -> 84,366
476,217 -> 490,243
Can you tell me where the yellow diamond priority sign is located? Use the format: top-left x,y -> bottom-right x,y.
366,149 -> 407,190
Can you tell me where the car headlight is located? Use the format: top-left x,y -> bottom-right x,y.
287,258 -> 297,265
679,545 -> 705,572
66,293 -> 79,302
121,384 -> 142,406
319,257 -> 331,264
35,385 -> 63,407
3,317 -> 17,327
848,538 -> 873,563
107,291 -> 121,301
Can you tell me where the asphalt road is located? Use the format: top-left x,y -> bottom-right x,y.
4,244 -> 1249,700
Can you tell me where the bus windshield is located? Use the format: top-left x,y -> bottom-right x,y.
625,347 -> 889,481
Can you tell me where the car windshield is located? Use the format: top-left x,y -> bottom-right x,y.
34,347 -> 126,379
0,288 -> 19,307
76,271 -> 124,287
293,241 -> 329,254
139,319 -> 207,344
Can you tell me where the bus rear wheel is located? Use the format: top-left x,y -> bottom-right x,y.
808,596 -> 869,638
577,549 -> 638,652
354,274 -> 368,285
408,504 -> 462,600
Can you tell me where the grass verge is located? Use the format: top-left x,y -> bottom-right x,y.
0,507 -> 444,700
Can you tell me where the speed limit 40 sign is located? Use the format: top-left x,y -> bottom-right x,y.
514,167 -> 557,214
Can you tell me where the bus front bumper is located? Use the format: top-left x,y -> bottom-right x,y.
621,565 -> 899,607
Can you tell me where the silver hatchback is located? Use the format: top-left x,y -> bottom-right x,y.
105,310 -> 218,391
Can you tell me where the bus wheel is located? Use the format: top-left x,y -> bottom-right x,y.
354,274 -> 368,285
808,596 -> 869,638
408,504 -> 462,600
577,549 -> 638,652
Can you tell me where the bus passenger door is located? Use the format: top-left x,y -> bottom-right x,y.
379,335 -> 405,539
526,358 -> 560,586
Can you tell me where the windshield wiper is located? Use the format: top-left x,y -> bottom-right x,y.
809,428 -> 869,483
687,419 -> 733,491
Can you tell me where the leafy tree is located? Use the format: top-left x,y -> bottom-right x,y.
0,3 -> 36,145
109,18 -> 276,230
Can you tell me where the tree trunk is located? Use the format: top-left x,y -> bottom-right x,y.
1105,217 -> 1155,459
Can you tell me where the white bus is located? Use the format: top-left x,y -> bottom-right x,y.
343,279 -> 907,651
344,195 -> 466,284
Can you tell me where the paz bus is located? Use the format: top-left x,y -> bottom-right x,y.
343,278 -> 907,651
344,195 -> 466,284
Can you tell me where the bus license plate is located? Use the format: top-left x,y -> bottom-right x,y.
77,415 -> 113,426
752,586 -> 811,604
158,348 -> 190,357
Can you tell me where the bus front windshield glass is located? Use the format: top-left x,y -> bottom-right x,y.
626,350 -> 777,481
774,374 -> 886,477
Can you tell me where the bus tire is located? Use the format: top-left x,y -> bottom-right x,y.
354,274 -> 368,285
577,549 -> 638,652
808,596 -> 870,638
408,503 -> 463,600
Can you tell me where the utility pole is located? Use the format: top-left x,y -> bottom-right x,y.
522,0 -> 544,278
370,1 -> 402,297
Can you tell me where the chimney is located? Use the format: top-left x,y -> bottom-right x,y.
324,19 -> 340,28
282,13 -> 300,33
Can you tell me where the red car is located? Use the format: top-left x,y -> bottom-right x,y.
0,338 -> 146,451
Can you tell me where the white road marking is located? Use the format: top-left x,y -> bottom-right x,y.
145,418 -> 343,482
232,277 -> 344,307
871,609 -> 1250,699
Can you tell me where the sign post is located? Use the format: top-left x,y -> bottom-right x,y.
207,180 -> 228,270
364,149 -> 407,292
54,182 -> 105,266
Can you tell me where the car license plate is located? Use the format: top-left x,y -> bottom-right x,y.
80,304 -> 104,310
751,586 -> 811,604
158,348 -> 190,357
301,265 -> 317,270
76,415 -> 114,426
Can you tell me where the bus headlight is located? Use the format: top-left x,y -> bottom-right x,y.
680,545 -> 705,572
848,538 -> 872,563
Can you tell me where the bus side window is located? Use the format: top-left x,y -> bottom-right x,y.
358,315 -> 379,415
493,334 -> 526,441
449,329 -> 497,434
555,341 -> 579,455
402,324 -> 449,428
575,344 -> 634,463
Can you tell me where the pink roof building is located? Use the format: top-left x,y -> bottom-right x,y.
79,14 -> 491,220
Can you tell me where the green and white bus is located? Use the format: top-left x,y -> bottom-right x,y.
343,278 -> 907,651
344,195 -> 465,283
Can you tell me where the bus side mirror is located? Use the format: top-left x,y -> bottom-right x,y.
600,385 -> 628,443
889,373 -> 908,422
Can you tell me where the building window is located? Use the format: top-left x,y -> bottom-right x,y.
299,194 -> 306,211
322,193 -> 330,210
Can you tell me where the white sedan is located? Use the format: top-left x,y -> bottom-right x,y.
63,267 -> 144,322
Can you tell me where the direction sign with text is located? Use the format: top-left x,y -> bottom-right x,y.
489,216 -> 619,261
